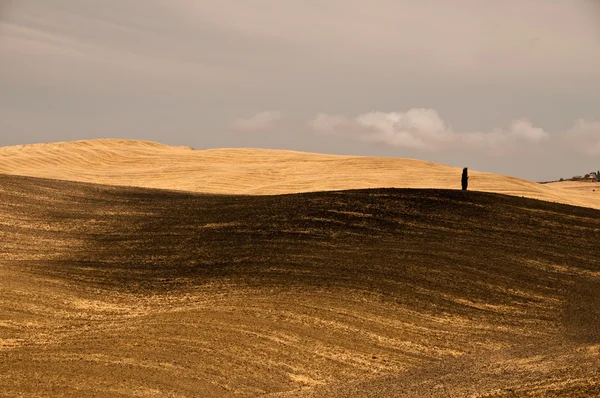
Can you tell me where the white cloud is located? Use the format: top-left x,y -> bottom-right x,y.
312,109 -> 452,151
311,109 -> 550,153
231,111 -> 282,133
461,120 -> 550,151
561,119 -> 600,156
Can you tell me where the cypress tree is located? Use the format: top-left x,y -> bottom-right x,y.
462,168 -> 469,191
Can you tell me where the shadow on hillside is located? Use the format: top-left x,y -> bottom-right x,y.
563,277 -> 600,343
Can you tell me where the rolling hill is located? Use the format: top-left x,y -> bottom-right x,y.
546,180 -> 600,194
1,173 -> 599,397
1,139 -> 598,210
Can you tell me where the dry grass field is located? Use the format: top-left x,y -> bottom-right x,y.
0,139 -> 598,209
1,169 -> 599,397
546,180 -> 600,194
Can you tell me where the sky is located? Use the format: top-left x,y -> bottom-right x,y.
1,0 -> 599,181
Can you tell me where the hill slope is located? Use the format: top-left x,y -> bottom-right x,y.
546,180 -> 600,194
1,174 -> 599,397
0,139 -> 598,209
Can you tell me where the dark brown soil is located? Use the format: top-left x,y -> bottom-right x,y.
1,174 -> 599,397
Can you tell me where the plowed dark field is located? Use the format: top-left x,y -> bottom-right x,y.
1,174 -> 599,397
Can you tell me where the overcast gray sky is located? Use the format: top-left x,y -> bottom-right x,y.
1,0 -> 599,181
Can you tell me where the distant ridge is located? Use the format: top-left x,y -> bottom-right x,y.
1,139 -> 598,209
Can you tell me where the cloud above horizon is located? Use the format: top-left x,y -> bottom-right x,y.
561,119 -> 600,156
231,111 -> 282,133
311,109 -> 550,154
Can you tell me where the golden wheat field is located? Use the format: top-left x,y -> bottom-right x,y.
0,139 -> 598,209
